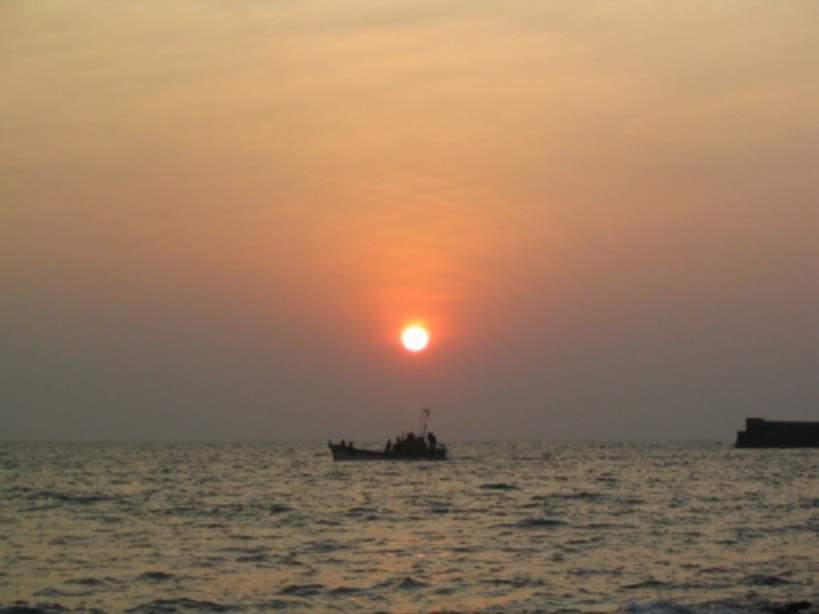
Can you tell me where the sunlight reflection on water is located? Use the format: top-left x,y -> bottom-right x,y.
0,441 -> 817,612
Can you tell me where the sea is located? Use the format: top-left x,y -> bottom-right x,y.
0,441 -> 817,613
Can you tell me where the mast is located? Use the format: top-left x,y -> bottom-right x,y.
418,408 -> 430,438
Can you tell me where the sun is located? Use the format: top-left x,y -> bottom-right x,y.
401,324 -> 429,353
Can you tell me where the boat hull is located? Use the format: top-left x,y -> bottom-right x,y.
328,444 -> 447,461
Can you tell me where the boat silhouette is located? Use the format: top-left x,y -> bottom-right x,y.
328,408 -> 448,461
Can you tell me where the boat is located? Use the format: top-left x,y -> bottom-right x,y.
328,408 -> 448,461
735,418 -> 819,448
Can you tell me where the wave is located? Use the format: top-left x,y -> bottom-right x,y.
480,483 -> 518,490
64,578 -> 106,587
623,579 -> 671,590
498,517 -> 567,529
278,583 -> 324,597
137,571 -> 175,582
528,491 -> 608,504
373,576 -> 429,591
617,599 -> 816,614
398,576 -> 428,590
0,604 -> 79,614
253,601 -> 291,610
23,490 -> 119,506
745,574 -> 793,587
345,505 -> 379,518
33,588 -> 93,599
492,576 -> 545,588
617,599 -> 710,613
125,598 -> 238,612
327,586 -> 364,596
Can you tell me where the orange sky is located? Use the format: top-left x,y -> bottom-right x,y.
2,1 -> 818,440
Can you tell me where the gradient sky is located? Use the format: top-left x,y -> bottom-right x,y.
2,1 -> 818,441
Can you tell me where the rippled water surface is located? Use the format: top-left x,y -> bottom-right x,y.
0,442 -> 817,613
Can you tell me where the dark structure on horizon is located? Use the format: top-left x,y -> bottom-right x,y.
736,418 -> 819,448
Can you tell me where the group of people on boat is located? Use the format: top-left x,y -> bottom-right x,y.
385,430 -> 438,454
328,409 -> 446,460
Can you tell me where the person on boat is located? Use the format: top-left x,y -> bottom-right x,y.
385,439 -> 392,452
427,431 -> 437,449
340,439 -> 346,448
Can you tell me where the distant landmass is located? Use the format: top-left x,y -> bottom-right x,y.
736,418 -> 819,448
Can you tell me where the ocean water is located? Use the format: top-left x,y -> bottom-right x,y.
0,441 -> 817,613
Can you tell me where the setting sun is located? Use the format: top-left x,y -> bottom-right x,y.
401,325 -> 429,352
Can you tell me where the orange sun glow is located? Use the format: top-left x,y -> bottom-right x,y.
401,325 -> 429,352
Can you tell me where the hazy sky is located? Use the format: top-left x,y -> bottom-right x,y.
2,1 -> 818,441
